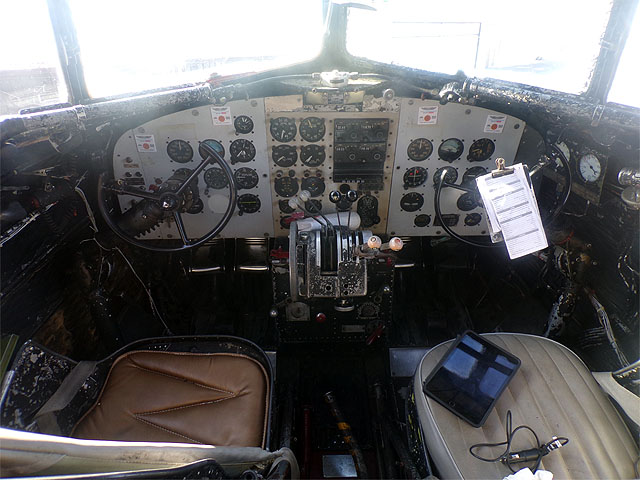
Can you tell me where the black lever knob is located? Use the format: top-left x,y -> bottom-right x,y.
346,190 -> 358,202
329,190 -> 342,203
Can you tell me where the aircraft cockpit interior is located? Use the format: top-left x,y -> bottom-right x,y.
0,1 -> 639,479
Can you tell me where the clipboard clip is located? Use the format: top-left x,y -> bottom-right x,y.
491,158 -> 515,178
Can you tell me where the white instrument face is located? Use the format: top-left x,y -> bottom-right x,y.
578,153 -> 602,183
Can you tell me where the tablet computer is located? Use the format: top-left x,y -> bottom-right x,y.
422,331 -> 521,427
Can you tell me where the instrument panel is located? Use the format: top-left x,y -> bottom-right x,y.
111,95 -> 526,239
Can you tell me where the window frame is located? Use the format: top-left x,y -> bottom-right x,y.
41,0 -> 640,108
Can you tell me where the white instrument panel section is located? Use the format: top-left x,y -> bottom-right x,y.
111,96 -> 526,239
386,98 -> 526,236
264,96 -> 399,236
112,99 -> 274,239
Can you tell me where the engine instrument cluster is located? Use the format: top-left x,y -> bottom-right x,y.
111,95 -> 527,240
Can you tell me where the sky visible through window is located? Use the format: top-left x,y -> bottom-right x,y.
347,0 -> 613,95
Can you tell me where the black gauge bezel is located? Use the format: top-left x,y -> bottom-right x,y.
414,214 -> 431,227
300,144 -> 326,167
301,177 -> 326,197
299,117 -> 326,142
467,138 -> 495,162
272,145 -> 298,167
270,117 -> 297,142
167,139 -> 194,163
204,167 -> 229,189
403,166 -> 428,187
433,166 -> 459,185
229,139 -> 256,162
457,192 -> 479,211
274,176 -> 299,197
464,212 -> 482,226
234,167 -> 259,190
407,138 -> 433,161
438,138 -> 464,162
400,192 -> 424,212
279,199 -> 295,214
237,193 -> 261,214
234,115 -> 254,134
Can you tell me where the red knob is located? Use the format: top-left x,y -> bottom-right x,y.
316,312 -> 327,323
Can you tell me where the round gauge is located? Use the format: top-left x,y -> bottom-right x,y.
301,177 -> 325,197
234,167 -> 259,190
280,216 -> 293,230
464,213 -> 482,226
305,199 -> 322,213
272,145 -> 297,167
204,167 -> 228,189
167,139 -> 193,163
237,194 -> 261,214
554,142 -> 571,167
407,138 -> 433,161
403,167 -> 428,188
438,138 -> 464,162
230,139 -> 256,162
300,145 -> 326,167
199,139 -> 225,160
299,117 -> 326,142
270,117 -> 297,142
462,166 -> 488,185
433,166 -> 458,185
457,192 -> 479,211
414,214 -> 431,227
578,153 -> 602,183
234,115 -> 254,134
400,192 -> 424,212
467,138 -> 495,162
279,199 -> 295,214
274,176 -> 299,197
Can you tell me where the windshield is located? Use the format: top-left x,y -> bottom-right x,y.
346,0 -> 612,95
68,0 -> 326,98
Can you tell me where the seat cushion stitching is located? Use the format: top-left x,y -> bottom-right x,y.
73,350 -> 269,449
134,394 -> 241,416
505,336 -> 582,475
132,415 -> 203,444
535,338 -> 615,478
127,363 -> 235,394
552,340 -> 638,475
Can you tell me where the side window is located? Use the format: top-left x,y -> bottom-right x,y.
608,7 -> 640,108
0,0 -> 68,116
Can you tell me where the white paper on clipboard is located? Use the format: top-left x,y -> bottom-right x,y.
476,163 -> 548,259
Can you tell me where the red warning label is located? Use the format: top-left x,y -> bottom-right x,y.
211,106 -> 232,125
484,115 -> 507,133
134,134 -> 156,153
417,106 -> 438,125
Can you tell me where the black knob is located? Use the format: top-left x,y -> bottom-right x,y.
329,190 -> 342,204
346,190 -> 358,202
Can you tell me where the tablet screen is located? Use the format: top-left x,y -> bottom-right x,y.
422,331 -> 520,427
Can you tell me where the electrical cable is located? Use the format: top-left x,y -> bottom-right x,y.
469,410 -> 569,474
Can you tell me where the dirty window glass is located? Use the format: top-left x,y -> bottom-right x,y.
608,7 -> 640,108
0,0 -> 68,116
69,0 -> 325,99
347,0 -> 612,95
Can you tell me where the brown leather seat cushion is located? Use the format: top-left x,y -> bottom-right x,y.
73,351 -> 269,447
